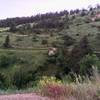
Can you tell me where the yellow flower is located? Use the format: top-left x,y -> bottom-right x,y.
38,76 -> 62,88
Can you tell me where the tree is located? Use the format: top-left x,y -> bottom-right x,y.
80,9 -> 87,16
41,39 -> 48,45
70,10 -> 74,15
3,35 -> 11,48
62,35 -> 75,47
64,16 -> 70,29
75,9 -> 80,14
68,36 -> 93,74
9,22 -> 17,32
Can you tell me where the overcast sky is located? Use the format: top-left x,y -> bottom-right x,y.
0,0 -> 99,19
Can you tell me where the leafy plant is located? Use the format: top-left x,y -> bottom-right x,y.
0,53 -> 18,68
79,54 -> 100,75
0,73 -> 7,89
12,66 -> 35,89
41,39 -> 48,45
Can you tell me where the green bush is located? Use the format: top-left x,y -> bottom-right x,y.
0,72 -> 7,89
62,35 -> 75,46
79,54 -> 100,75
32,34 -> 38,42
12,66 -> 36,89
0,53 -> 18,68
16,37 -> 23,41
41,39 -> 48,45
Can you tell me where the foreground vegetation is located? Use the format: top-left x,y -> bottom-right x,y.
0,68 -> 99,100
37,68 -> 100,100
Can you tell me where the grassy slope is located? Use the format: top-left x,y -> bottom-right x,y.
60,16 -> 100,51
0,12 -> 100,90
0,49 -> 47,87
0,32 -> 61,48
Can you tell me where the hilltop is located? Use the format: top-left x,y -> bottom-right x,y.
0,5 -> 100,51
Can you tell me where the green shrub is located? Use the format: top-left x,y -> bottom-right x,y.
16,37 -> 23,41
79,54 -> 100,75
0,72 -> 7,89
62,35 -> 75,46
32,34 -> 38,42
12,66 -> 35,89
0,54 -> 18,68
41,39 -> 48,45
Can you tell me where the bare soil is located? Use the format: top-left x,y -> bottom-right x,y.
0,93 -> 49,100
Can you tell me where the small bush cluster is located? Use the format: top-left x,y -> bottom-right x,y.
0,53 -> 18,68
38,71 -> 100,100
41,39 -> 48,45
38,76 -> 64,97
38,76 -> 62,88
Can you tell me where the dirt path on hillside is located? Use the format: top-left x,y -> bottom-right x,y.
0,93 -> 49,100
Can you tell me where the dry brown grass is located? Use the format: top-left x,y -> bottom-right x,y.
39,68 -> 100,100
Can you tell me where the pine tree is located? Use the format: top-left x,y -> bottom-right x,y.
3,35 -> 11,48
68,36 -> 92,74
9,22 -> 17,32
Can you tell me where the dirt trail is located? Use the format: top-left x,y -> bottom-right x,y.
0,93 -> 49,100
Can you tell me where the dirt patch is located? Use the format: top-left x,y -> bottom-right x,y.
0,93 -> 49,100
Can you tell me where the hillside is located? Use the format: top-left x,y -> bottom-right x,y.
0,6 -> 100,51
0,5 -> 100,99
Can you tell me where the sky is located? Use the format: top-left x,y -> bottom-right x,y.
0,0 -> 100,19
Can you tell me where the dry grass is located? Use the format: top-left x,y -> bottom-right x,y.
39,68 -> 100,100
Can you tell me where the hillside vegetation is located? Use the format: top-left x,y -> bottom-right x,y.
0,5 -> 100,99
